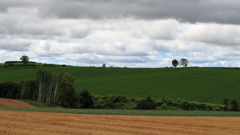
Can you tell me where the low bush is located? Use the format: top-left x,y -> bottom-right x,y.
93,95 -> 134,109
20,100 -> 49,108
135,96 -> 157,110
79,90 -> 94,109
0,81 -> 21,99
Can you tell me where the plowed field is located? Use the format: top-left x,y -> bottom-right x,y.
0,98 -> 37,108
1,110 -> 240,135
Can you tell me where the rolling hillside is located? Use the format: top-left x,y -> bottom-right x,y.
0,66 -> 240,104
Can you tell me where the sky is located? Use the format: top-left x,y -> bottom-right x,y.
1,0 -> 240,67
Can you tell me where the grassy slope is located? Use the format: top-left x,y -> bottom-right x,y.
1,66 -> 240,104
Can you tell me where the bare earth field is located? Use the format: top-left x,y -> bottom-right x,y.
0,98 -> 37,108
1,110 -> 240,135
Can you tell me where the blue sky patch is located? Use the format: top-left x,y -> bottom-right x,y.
53,59 -> 69,64
176,29 -> 184,34
159,52 -> 167,56
6,50 -> 13,52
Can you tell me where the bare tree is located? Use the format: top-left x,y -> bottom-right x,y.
179,58 -> 189,67
172,59 -> 178,67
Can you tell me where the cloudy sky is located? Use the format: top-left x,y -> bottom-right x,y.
1,0 -> 240,67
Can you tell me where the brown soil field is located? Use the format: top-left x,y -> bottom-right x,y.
1,110 -> 240,135
0,98 -> 37,108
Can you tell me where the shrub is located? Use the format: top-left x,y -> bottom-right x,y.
79,90 -> 94,109
20,100 -> 48,108
231,100 -> 239,111
162,98 -> 178,107
135,96 -> 157,110
223,98 -> 230,111
159,103 -> 168,110
20,79 -> 38,101
179,101 -> 197,110
57,82 -> 80,108
204,104 -> 213,111
212,105 -> 224,111
93,95 -> 131,109
104,95 -> 129,109
0,81 -> 20,99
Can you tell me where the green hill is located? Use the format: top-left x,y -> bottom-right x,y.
0,66 -> 240,104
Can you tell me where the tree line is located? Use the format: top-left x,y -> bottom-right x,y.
3,55 -> 34,65
4,61 -> 36,64
223,98 -> 240,111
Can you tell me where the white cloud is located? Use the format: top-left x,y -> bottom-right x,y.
143,20 -> 178,40
180,23 -> 240,45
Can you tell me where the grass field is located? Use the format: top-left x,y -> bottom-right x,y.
1,107 -> 240,116
1,66 -> 240,104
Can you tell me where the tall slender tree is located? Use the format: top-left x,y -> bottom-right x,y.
223,98 -> 229,111
36,68 -> 75,106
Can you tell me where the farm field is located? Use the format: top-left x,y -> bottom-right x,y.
0,98 -> 37,108
1,110 -> 240,135
1,66 -> 240,104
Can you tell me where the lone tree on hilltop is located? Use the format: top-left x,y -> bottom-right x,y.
102,63 -> 106,67
20,55 -> 29,65
172,59 -> 178,67
179,58 -> 189,67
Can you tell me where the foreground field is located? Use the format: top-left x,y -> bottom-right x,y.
0,98 -> 37,108
1,110 -> 240,135
1,67 -> 240,104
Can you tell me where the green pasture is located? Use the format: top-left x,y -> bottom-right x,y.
0,66 -> 240,104
0,107 -> 240,116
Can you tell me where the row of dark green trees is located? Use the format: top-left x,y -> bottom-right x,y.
3,55 -> 32,65
0,68 -> 239,111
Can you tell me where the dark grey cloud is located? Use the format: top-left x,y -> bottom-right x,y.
0,12 -> 66,38
0,0 -> 42,12
0,40 -> 31,51
30,0 -> 240,24
1,0 -> 240,24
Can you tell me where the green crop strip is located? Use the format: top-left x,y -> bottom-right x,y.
1,107 -> 240,116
